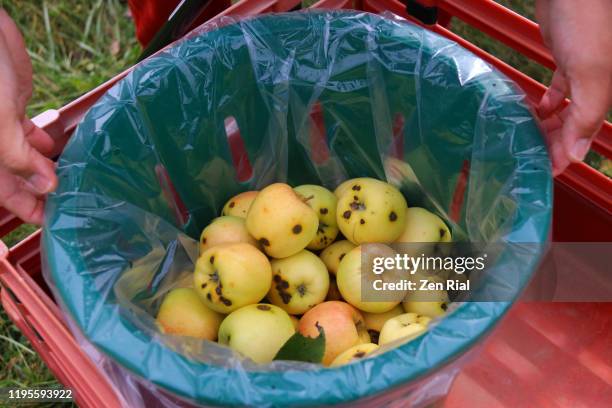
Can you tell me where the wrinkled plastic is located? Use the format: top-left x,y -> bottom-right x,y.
42,11 -> 552,407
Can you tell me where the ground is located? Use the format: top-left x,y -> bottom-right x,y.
0,0 -> 609,402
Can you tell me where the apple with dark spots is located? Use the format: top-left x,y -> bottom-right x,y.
246,183 -> 318,258
194,243 -> 271,313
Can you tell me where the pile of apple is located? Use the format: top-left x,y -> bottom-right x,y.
156,178 -> 452,367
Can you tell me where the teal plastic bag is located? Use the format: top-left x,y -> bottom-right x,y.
42,11 -> 552,407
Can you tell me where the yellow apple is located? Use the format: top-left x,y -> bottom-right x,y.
396,207 -> 452,243
194,243 -> 271,313
336,244 -> 405,313
294,184 -> 339,250
330,343 -> 379,367
217,304 -> 295,364
362,305 -> 404,333
199,216 -> 258,253
268,250 -> 329,315
221,191 -> 258,218
336,178 -> 408,244
246,183 -> 318,258
298,301 -> 369,366
402,279 -> 450,318
156,288 -> 223,340
320,240 -> 356,275
333,177 -> 372,199
378,313 -> 430,345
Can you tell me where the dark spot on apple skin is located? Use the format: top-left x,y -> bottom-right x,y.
343,210 -> 352,219
259,238 -> 270,246
219,296 -> 232,306
389,211 -> 398,222
297,283 -> 307,296
353,195 -> 359,201
441,303 -> 448,311
279,291 -> 292,304
339,253 -> 346,261
320,208 -> 328,215
206,293 -> 212,301
353,351 -> 366,358
352,185 -> 361,191
360,219 -> 365,225
349,202 -> 360,210
215,286 -> 222,295
280,280 -> 289,289
201,283 -> 207,289
273,274 -> 282,282
257,304 -> 271,311
210,256 -> 215,264
368,329 -> 380,344
292,224 -> 302,234
202,237 -> 207,244
229,201 -> 235,208
439,228 -> 446,238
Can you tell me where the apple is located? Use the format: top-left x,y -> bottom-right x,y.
298,301 -> 369,366
378,313 -> 430,345
199,216 -> 258,253
221,191 -> 258,218
217,303 -> 295,364
336,244 -> 405,313
320,240 -> 356,275
246,183 -> 318,258
294,184 -> 339,250
333,177 -> 371,199
362,305 -> 404,333
268,250 -> 329,315
336,178 -> 408,244
194,243 -> 271,313
156,288 -> 223,340
330,343 -> 379,367
395,207 -> 452,243
402,279 -> 450,318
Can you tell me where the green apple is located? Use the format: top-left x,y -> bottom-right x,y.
268,250 -> 330,315
336,244 -> 405,313
378,313 -> 430,345
156,288 -> 223,340
218,303 -> 295,364
395,207 -> 451,243
221,191 -> 258,218
294,184 -> 339,250
336,178 -> 408,244
330,343 -> 379,367
194,243 -> 271,313
298,301 -> 369,366
320,240 -> 356,275
199,216 -> 258,253
246,183 -> 318,258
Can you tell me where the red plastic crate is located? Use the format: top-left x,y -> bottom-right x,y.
1,0 -> 610,406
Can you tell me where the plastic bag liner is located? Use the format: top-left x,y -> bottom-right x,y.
42,10 -> 552,407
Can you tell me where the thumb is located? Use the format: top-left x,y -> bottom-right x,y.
0,118 -> 57,194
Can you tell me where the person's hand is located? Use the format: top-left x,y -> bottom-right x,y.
0,9 -> 57,224
536,0 -> 612,176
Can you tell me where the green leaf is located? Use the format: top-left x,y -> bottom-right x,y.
274,324 -> 325,363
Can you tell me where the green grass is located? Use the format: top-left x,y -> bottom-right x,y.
0,0 -> 609,401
